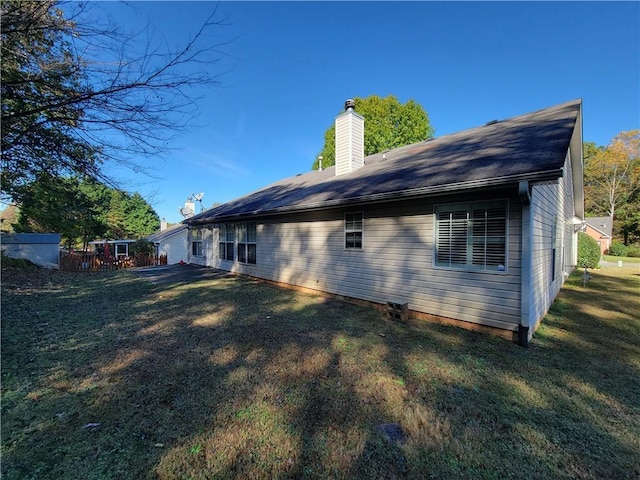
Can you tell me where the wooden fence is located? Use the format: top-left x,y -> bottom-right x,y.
60,253 -> 167,272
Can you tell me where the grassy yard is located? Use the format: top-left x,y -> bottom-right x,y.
2,262 -> 639,479
603,254 -> 640,264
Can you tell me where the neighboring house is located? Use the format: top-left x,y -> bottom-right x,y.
1,233 -> 61,268
89,239 -> 138,258
147,222 -> 189,264
185,99 -> 584,346
584,217 -> 613,255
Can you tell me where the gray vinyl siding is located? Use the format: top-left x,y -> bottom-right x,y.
213,194 -> 523,331
188,226 -> 215,266
158,230 -> 189,265
529,150 -> 576,327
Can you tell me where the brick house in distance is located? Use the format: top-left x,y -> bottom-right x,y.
584,217 -> 613,256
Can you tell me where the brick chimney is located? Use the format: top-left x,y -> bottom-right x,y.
335,99 -> 364,176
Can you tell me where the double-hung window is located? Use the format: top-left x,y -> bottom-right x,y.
345,212 -> 363,249
218,222 -> 257,264
191,228 -> 203,256
219,224 -> 235,261
435,201 -> 507,272
237,222 -> 257,264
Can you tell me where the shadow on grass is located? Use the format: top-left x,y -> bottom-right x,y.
2,266 -> 639,479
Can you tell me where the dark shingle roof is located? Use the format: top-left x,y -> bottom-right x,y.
585,217 -> 613,237
187,99 -> 581,224
146,224 -> 188,243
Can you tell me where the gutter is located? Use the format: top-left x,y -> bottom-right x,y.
187,168 -> 563,226
518,180 -> 532,347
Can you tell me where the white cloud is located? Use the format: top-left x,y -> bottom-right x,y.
181,147 -> 250,177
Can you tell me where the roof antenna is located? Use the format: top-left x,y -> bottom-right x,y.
192,192 -> 205,212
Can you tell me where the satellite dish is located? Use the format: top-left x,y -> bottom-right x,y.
192,192 -> 206,212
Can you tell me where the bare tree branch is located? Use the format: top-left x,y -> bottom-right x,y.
1,0 -> 233,201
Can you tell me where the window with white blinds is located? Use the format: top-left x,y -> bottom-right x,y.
435,201 -> 507,272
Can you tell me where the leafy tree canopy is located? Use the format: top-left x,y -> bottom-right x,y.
312,95 -> 434,170
584,130 -> 640,244
15,176 -> 159,248
583,141 -> 604,166
1,0 -> 226,203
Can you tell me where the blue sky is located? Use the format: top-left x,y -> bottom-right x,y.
97,1 -> 639,224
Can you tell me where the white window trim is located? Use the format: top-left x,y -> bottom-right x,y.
344,211 -> 364,250
115,243 -> 128,258
237,221 -> 257,265
433,200 -> 509,274
191,227 -> 204,257
218,224 -> 234,261
218,222 -> 257,264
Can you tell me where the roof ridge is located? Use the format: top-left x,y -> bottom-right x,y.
186,99 -> 582,224
366,99 -> 583,160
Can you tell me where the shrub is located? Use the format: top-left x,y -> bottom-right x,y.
0,251 -> 40,270
607,241 -> 629,257
627,246 -> 640,258
129,239 -> 156,257
578,232 -> 600,269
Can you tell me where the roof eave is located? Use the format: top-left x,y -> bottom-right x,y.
186,168 -> 563,225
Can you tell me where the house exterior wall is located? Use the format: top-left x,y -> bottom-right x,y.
188,226 -> 215,267
204,227 -> 217,267
1,233 -> 61,269
158,230 -> 189,264
206,192 -> 524,332
528,150 -> 577,332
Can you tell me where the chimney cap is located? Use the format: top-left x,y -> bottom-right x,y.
345,99 -> 356,111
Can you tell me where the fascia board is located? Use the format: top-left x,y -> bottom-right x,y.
186,169 -> 563,225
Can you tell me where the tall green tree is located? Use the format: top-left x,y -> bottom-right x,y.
15,176 -> 159,248
583,141 -> 604,168
1,1 -> 100,202
124,193 -> 161,238
1,0 -> 227,203
312,95 -> 434,170
15,174 -> 104,249
615,189 -> 640,245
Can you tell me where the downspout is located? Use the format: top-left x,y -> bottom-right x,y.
518,181 -> 532,347
187,226 -> 191,265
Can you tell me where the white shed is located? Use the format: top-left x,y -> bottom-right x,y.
1,233 -> 61,268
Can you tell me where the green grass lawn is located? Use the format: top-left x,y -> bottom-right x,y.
603,254 -> 640,264
2,262 -> 639,479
